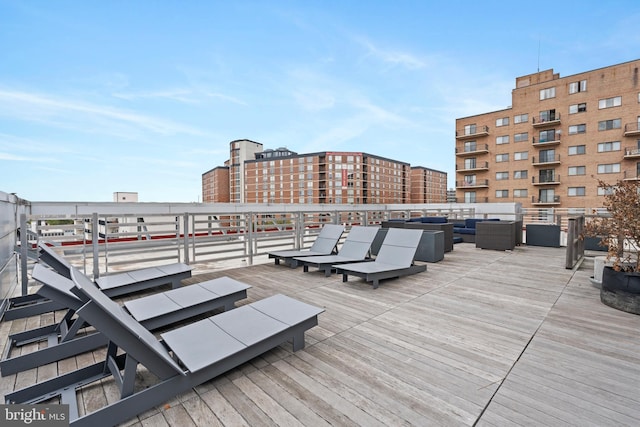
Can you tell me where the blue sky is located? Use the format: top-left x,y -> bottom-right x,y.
1,1 -> 640,202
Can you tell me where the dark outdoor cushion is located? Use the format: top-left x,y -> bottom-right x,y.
421,217 -> 447,223
464,218 -> 484,229
407,217 -> 423,222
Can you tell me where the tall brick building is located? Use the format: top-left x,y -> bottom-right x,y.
202,140 -> 447,204
455,59 -> 640,208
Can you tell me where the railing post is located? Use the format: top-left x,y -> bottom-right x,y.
20,213 -> 28,296
92,213 -> 100,279
247,212 -> 254,265
182,213 -> 189,265
295,212 -> 302,249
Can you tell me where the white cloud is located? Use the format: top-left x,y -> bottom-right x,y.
355,36 -> 428,70
0,89 -> 207,137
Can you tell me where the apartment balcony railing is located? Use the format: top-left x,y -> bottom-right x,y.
463,197 -> 489,203
532,135 -> 561,146
532,195 -> 561,205
624,146 -> 640,158
455,179 -> 489,189
623,170 -> 640,181
623,122 -> 640,136
532,114 -> 561,127
455,125 -> 489,140
455,143 -> 489,156
532,155 -> 561,166
532,175 -> 561,185
456,161 -> 489,171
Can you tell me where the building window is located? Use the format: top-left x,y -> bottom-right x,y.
598,186 -> 615,196
464,175 -> 476,185
464,191 -> 476,203
598,119 -> 621,131
514,170 -> 528,179
568,124 -> 586,134
597,141 -> 621,152
569,80 -> 587,94
514,189 -> 528,198
514,151 -> 528,160
496,154 -> 509,162
496,117 -> 509,127
514,132 -> 528,143
569,103 -> 587,114
540,87 -> 556,100
598,96 -> 622,109
539,129 -> 556,142
568,145 -> 586,155
514,113 -> 528,124
568,166 -> 586,176
495,172 -> 509,180
539,109 -> 556,122
464,158 -> 477,169
464,124 -> 477,135
496,135 -> 509,145
463,140 -> 477,152
495,190 -> 509,198
539,149 -> 556,163
597,163 -> 621,174
568,187 -> 586,196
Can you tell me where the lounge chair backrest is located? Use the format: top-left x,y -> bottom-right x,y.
375,228 -> 422,268
70,266 -> 184,379
337,226 -> 380,259
32,263 -> 84,304
309,224 -> 345,253
38,242 -> 73,279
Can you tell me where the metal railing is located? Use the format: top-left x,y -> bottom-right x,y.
15,202 -> 490,290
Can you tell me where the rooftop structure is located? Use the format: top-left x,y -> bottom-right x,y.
455,59 -> 640,208
203,141 -> 447,204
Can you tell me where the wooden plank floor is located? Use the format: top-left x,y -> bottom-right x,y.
2,243 -> 639,426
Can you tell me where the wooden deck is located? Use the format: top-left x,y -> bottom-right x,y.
2,243 -> 640,426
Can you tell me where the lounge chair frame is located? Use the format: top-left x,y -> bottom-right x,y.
4,242 -> 192,320
335,228 -> 427,289
295,225 -> 379,276
5,266 -> 322,427
1,264 -> 249,376
268,224 -> 345,267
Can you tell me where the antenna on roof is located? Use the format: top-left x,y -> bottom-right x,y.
537,38 -> 541,72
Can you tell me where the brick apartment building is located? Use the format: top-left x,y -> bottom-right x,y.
202,140 -> 447,204
455,59 -> 640,208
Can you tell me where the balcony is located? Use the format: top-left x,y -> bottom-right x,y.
532,114 -> 561,128
455,179 -> 489,189
455,143 -> 489,157
532,155 -> 561,166
532,195 -> 561,206
532,135 -> 561,147
623,170 -> 640,181
455,125 -> 489,140
532,175 -> 561,186
463,197 -> 489,203
456,161 -> 489,172
624,146 -> 640,159
624,122 -> 640,137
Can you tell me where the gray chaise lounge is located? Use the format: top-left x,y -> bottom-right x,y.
334,228 -> 426,289
5,265 -> 323,426
268,223 -> 345,267
4,242 -> 193,320
1,263 -> 250,376
294,225 -> 380,276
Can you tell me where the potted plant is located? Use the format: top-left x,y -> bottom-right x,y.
584,178 -> 640,314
